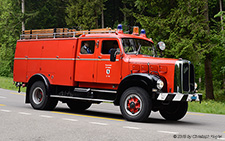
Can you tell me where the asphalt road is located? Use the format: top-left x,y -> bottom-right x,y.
0,88 -> 225,141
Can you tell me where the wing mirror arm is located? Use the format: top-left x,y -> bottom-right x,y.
110,49 -> 120,62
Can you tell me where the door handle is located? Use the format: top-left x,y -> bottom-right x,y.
98,56 -> 101,59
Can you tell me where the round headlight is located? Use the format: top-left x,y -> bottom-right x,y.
157,79 -> 164,90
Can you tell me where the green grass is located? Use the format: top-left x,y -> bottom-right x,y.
188,100 -> 225,115
0,76 -> 224,115
0,76 -> 26,92
187,89 -> 225,115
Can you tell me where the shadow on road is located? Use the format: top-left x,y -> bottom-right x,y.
53,107 -> 203,126
145,117 -> 203,126
54,107 -> 124,120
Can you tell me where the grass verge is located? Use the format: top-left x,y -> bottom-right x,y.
188,100 -> 225,115
0,76 -> 26,92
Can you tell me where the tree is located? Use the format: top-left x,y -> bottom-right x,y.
202,0 -> 214,99
219,0 -> 224,30
0,0 -> 21,77
66,0 -> 106,30
104,0 -> 123,28
120,0 -> 136,25
214,7 -> 225,91
135,0 -> 218,99
25,0 -> 68,29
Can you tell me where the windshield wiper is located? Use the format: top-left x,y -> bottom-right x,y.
136,44 -> 141,55
153,45 -> 158,57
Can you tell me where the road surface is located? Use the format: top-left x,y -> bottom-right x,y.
0,88 -> 224,141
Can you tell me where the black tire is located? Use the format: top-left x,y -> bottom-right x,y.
67,100 -> 92,112
29,81 -> 58,110
159,102 -> 188,121
120,87 -> 152,122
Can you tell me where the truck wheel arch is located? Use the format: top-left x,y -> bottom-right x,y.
26,74 -> 50,103
114,73 -> 159,105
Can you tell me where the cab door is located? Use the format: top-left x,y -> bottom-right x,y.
96,39 -> 122,84
75,39 -> 97,82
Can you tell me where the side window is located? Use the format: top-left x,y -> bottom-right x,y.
101,40 -> 119,54
80,41 -> 95,54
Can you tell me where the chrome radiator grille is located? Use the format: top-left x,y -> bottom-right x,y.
174,60 -> 195,94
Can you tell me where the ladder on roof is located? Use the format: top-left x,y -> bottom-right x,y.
20,28 -> 116,40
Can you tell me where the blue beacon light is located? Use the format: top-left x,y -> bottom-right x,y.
140,29 -> 146,37
117,24 -> 123,33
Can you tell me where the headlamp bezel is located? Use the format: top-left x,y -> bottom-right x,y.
157,79 -> 164,90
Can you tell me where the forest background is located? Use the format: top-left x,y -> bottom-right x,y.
0,0 -> 224,102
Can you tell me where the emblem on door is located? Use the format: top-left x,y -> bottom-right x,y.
106,69 -> 110,74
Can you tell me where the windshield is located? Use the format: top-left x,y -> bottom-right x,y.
122,38 -> 156,56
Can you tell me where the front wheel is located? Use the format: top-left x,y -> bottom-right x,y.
29,81 -> 58,110
120,87 -> 152,122
159,102 -> 188,121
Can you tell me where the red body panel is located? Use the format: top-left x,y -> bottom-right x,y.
14,33 -> 177,92
14,41 -> 29,82
14,38 -> 77,86
127,56 -> 177,92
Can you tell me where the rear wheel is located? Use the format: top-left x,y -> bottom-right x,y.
120,87 -> 152,121
159,102 -> 188,121
29,81 -> 58,110
67,100 -> 92,112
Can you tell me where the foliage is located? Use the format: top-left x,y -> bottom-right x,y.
104,0 -> 123,28
25,0 -> 68,29
0,76 -> 26,92
134,0 -> 224,100
212,9 -> 225,91
66,0 -> 106,30
0,0 -> 21,77
0,0 -> 224,101
188,100 -> 225,115
134,0 -> 212,61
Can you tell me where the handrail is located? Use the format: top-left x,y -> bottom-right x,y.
20,30 -> 116,40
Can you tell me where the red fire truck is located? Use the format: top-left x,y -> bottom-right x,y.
13,25 -> 202,121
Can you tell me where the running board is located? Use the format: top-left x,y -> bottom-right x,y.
50,95 -> 114,103
74,88 -> 117,94
74,88 -> 90,92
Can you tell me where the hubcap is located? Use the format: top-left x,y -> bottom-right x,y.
32,87 -> 44,104
125,94 -> 142,116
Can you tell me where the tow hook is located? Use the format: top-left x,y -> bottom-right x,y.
15,82 -> 22,93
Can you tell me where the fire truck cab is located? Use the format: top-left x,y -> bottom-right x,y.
13,25 -> 202,121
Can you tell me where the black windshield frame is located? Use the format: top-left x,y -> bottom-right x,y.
121,38 -> 156,56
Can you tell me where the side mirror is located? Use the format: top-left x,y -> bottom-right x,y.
157,41 -> 166,51
156,41 -> 166,57
110,48 -> 120,62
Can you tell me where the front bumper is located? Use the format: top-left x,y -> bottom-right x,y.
157,93 -> 202,102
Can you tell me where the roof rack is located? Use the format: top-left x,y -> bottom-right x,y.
20,28 -> 116,40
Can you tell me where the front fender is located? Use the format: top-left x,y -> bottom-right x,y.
119,73 -> 160,91
114,73 -> 160,105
